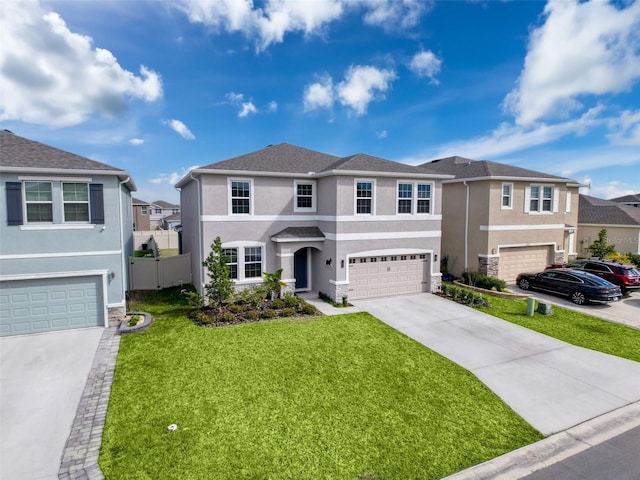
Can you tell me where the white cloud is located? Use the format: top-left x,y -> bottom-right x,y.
376,130 -> 388,139
303,76 -> 335,111
0,0 -> 162,127
238,101 -> 257,118
151,165 -> 200,186
226,92 -> 245,103
174,0 -> 430,51
409,50 -> 442,84
164,119 -> 196,139
581,177 -> 639,200
267,101 -> 278,112
337,65 -> 396,116
504,0 -> 640,126
129,138 -> 144,146
608,109 -> 640,146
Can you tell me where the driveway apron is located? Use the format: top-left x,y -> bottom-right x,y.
354,294 -> 640,436
0,328 -> 103,480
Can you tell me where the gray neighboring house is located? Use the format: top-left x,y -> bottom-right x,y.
420,156 -> 581,281
578,194 -> 640,255
0,130 -> 136,336
610,193 -> 640,208
176,143 -> 451,302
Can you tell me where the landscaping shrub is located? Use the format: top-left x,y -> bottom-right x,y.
283,293 -> 299,308
461,271 -> 506,292
261,309 -> 276,319
127,315 -> 141,327
244,310 -> 259,321
301,303 -> 318,315
281,308 -> 296,317
234,285 -> 269,309
182,289 -> 204,311
192,311 -> 213,325
220,312 -> 236,323
229,304 -> 244,314
627,253 -> 640,268
271,298 -> 285,309
440,283 -> 489,308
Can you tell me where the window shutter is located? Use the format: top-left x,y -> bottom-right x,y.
6,182 -> 23,226
524,186 -> 531,213
553,187 -> 560,212
565,190 -> 572,213
89,183 -> 105,224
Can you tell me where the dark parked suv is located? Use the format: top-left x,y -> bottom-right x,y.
548,258 -> 640,294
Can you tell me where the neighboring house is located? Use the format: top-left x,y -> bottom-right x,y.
154,200 -> 180,218
420,156 -> 581,282
162,212 -> 181,230
176,143 -> 451,302
0,130 -> 136,336
132,197 -> 152,231
610,193 -> 640,208
578,194 -> 640,255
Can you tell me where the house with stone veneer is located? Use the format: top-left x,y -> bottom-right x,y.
176,143 -> 451,302
0,130 -> 135,336
420,156 -> 581,282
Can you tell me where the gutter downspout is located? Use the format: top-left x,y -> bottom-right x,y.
190,172 -> 203,293
118,177 -> 130,320
463,181 -> 469,272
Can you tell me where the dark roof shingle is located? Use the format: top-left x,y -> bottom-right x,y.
579,194 -> 640,226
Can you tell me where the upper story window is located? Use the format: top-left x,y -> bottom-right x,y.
230,180 -> 251,215
141,206 -> 148,215
417,184 -> 432,213
6,180 -> 104,227
501,183 -> 513,209
25,181 -> 53,223
397,183 -> 413,214
172,208 -> 179,215
155,208 -> 162,214
530,185 -> 553,212
294,180 -> 316,212
355,180 -> 374,214
62,183 -> 89,222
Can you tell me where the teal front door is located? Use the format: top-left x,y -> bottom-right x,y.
294,249 -> 308,290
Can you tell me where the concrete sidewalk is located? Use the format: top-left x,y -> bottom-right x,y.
354,294 -> 640,436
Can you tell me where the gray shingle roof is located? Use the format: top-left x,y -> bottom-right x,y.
197,143 -> 444,177
579,194 -> 640,225
420,155 -> 572,182
610,193 -> 640,204
132,197 -> 151,205
270,226 -> 325,240
153,200 -> 179,209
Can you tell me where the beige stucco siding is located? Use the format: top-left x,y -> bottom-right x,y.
577,225 -> 640,256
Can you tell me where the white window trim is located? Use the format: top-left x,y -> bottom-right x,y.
228,178 -> 254,216
293,179 -> 317,213
501,182 -> 513,210
220,241 -> 265,283
354,179 -> 376,216
526,184 -> 556,215
62,182 -> 90,223
23,181 -> 53,224
396,181 -> 434,215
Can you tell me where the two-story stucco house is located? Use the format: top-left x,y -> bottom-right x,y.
176,143 -> 451,302
421,156 -> 581,282
0,130 -> 135,336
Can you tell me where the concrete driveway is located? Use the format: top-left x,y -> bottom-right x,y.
354,294 -> 640,436
0,328 -> 103,480
508,284 -> 640,329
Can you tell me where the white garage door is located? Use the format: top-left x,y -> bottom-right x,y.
349,254 -> 430,300
499,246 -> 552,283
0,276 -> 104,336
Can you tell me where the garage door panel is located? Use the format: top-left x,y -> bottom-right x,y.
349,255 -> 430,300
0,276 -> 104,336
499,246 -> 552,283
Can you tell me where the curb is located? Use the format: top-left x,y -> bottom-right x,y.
442,401 -> 640,479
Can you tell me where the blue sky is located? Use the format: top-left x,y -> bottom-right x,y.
2,0 -> 640,204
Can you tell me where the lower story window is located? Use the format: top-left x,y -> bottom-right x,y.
222,248 -> 238,279
244,247 -> 262,278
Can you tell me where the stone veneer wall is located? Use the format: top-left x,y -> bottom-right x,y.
554,251 -> 565,264
108,305 -> 126,327
329,282 -> 350,304
478,256 -> 499,278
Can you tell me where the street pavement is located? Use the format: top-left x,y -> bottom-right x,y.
0,328 -> 104,480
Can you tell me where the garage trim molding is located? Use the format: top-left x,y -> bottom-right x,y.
480,224 -> 565,231
0,270 -> 110,329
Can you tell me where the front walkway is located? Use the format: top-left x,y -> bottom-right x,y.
354,294 -> 640,436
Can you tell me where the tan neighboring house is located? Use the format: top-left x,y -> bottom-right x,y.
420,156 -> 581,282
578,194 -> 640,255
152,200 -> 180,229
176,143 -> 451,302
132,197 -> 151,231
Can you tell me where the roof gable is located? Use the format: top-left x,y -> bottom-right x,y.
324,153 -> 441,175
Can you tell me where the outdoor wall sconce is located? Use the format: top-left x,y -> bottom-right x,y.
492,248 -> 497,254
434,254 -> 438,262
326,258 -> 332,266
341,259 -> 345,268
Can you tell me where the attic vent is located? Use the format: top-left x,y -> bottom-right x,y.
431,159 -> 441,163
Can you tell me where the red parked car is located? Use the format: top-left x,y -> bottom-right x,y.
546,258 -> 640,295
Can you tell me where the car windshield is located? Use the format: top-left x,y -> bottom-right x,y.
622,267 -> 639,276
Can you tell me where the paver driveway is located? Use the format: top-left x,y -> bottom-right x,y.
0,328 -> 103,480
354,294 -> 640,436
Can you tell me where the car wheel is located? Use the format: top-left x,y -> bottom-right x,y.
518,278 -> 530,290
570,290 -> 587,305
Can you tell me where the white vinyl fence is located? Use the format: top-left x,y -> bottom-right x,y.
129,253 -> 192,290
133,230 -> 179,250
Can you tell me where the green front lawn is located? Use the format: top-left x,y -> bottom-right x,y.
475,295 -> 640,363
101,291 -> 541,480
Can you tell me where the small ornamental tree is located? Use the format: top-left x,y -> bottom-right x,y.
588,229 -> 616,259
202,237 -> 234,309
